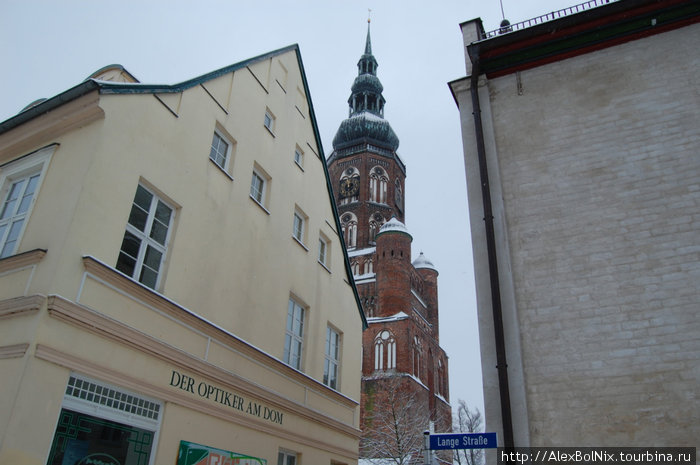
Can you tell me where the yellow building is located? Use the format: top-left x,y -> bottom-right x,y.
0,45 -> 365,465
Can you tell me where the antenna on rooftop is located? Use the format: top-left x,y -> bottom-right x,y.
498,0 -> 512,33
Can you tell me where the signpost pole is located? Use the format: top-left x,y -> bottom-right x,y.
423,431 -> 431,465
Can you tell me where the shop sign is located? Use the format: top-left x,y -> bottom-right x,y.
169,370 -> 284,425
177,440 -> 266,465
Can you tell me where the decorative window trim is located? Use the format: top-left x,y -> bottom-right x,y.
374,330 -> 396,371
0,145 -> 54,259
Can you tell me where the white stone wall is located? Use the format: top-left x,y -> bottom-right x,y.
484,24 -> 700,446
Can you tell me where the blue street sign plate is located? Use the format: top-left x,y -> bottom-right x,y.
429,432 -> 498,450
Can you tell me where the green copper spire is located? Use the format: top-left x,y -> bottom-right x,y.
364,20 -> 373,55
331,21 -> 399,152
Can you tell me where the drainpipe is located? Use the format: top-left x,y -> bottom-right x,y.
468,44 -> 515,449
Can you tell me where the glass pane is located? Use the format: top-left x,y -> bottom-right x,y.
6,219 -> 23,243
149,201 -> 171,245
149,220 -> 167,245
287,454 -> 296,465
154,200 -> 172,226
278,452 -> 285,465
0,223 -> 7,247
0,179 -> 24,220
283,334 -> 291,363
139,266 -> 158,289
133,185 -> 153,211
287,300 -> 295,330
46,408 -> 154,465
143,245 -> 162,272
119,231 -> 141,260
17,174 -> 40,214
1,241 -> 15,258
250,173 -> 263,202
128,204 -> 149,232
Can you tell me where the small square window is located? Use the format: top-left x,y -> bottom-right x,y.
292,208 -> 307,245
209,131 -> 230,170
318,235 -> 330,268
264,109 -> 276,133
249,164 -> 271,211
294,146 -> 304,168
251,172 -> 265,204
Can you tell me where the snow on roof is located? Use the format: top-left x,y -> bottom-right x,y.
377,216 -> 411,237
350,110 -> 384,122
412,252 -> 437,272
367,311 -> 409,323
348,246 -> 376,257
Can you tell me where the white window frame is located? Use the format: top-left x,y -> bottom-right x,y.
209,128 -> 233,172
50,373 -> 162,465
278,450 -> 298,465
264,108 -> 276,134
294,145 -> 304,169
324,326 -> 341,390
116,183 -> 175,290
0,146 -> 54,259
249,164 -> 271,212
318,234 -> 329,268
250,171 -> 266,204
292,208 -> 307,246
284,298 -> 305,370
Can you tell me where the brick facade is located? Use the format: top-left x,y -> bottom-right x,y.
327,24 -> 452,461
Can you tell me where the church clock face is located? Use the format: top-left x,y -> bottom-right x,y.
339,177 -> 360,197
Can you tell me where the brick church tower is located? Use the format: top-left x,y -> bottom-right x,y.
327,22 -> 452,461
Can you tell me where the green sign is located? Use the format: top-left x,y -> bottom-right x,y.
177,440 -> 267,465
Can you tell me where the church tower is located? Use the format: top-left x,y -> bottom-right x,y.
327,22 -> 452,462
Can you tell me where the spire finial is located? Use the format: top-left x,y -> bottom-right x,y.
364,13 -> 373,56
368,8 -> 372,23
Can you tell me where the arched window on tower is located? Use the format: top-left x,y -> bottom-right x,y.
365,256 -> 374,275
341,213 -> 358,249
374,330 -> 396,371
369,167 -> 388,204
369,213 -> 385,244
413,336 -> 423,381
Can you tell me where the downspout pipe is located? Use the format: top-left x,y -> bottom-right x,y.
468,44 -> 515,449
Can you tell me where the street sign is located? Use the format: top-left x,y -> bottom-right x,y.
428,432 -> 498,450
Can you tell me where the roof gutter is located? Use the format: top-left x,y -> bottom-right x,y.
467,43 -> 514,449
0,80 -> 99,136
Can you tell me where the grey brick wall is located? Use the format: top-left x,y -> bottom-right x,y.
486,24 -> 700,445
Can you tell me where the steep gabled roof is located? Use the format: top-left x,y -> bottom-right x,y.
0,44 -> 367,329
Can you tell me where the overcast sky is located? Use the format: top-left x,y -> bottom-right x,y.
2,0 -> 583,419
